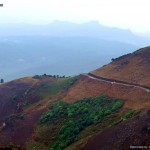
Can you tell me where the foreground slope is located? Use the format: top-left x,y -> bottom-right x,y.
91,46 -> 150,86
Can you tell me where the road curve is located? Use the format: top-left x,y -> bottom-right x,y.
82,73 -> 150,92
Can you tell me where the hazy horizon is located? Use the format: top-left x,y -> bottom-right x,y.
0,0 -> 150,81
0,0 -> 150,33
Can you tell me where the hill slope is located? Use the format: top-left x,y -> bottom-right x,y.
91,46 -> 150,86
0,75 -> 79,146
0,47 -> 150,149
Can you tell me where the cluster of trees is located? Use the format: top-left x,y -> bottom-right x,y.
33,74 -> 69,79
111,53 -> 130,62
40,101 -> 68,124
39,96 -> 124,149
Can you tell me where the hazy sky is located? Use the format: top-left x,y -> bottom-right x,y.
0,0 -> 150,33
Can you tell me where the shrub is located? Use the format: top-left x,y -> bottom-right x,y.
123,110 -> 140,119
39,96 -> 124,149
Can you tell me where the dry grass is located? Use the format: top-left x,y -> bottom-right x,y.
63,75 -> 150,110
91,47 -> 150,86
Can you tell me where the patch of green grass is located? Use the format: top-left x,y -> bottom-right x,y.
109,109 -> 141,128
23,76 -> 79,111
35,76 -> 79,98
109,118 -> 123,127
26,121 -> 64,150
123,110 -> 141,119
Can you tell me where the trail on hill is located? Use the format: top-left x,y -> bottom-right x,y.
83,73 -> 150,92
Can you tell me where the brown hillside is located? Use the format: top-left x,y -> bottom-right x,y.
0,76 -> 59,145
63,75 -> 150,150
62,47 -> 150,150
0,77 -> 57,122
91,46 -> 150,86
0,47 -> 150,149
0,76 -> 78,146
82,109 -> 150,150
63,75 -> 150,110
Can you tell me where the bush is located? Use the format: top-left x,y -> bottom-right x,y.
40,101 -> 68,124
39,96 -> 124,150
123,110 -> 140,119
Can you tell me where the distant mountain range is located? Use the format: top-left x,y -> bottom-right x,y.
0,21 -> 150,46
0,21 -> 149,81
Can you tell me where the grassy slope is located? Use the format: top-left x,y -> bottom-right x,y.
63,75 -> 150,110
0,76 -> 79,147
26,96 -> 142,150
91,46 -> 150,86
66,110 -> 141,150
26,96 -> 125,150
82,109 -> 150,150
0,47 -> 150,149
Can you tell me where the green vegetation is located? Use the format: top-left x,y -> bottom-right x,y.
39,96 -> 124,150
33,74 -> 69,79
7,113 -> 24,121
66,114 -> 120,150
109,109 -> 141,127
23,76 -> 79,113
40,101 -> 68,124
123,110 -> 141,119
35,76 -> 79,98
109,118 -> 123,127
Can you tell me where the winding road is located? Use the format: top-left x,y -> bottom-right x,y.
82,73 -> 150,92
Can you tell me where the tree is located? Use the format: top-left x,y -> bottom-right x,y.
111,58 -> 115,61
0,79 -> 4,83
43,73 -> 47,77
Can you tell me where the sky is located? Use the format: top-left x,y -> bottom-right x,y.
0,0 -> 150,33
